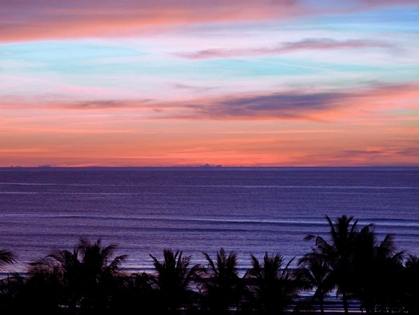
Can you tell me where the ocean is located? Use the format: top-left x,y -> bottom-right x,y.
0,167 -> 418,275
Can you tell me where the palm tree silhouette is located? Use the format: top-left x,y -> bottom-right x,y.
351,224 -> 404,313
296,250 -> 333,315
25,258 -> 65,314
304,215 -> 359,315
245,252 -> 298,315
0,250 -> 16,270
29,237 -> 127,313
199,247 -> 243,315
399,255 -> 419,314
149,248 -> 201,314
0,250 -> 20,313
40,246 -> 82,312
75,237 -> 127,311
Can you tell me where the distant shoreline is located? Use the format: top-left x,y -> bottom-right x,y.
2,166 -> 418,171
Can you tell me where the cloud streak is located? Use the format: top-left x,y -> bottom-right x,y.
175,39 -> 394,59
163,83 -> 418,121
2,83 -> 417,122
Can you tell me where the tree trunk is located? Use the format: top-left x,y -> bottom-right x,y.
319,295 -> 325,315
342,292 -> 349,315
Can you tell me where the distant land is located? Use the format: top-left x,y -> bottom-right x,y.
2,165 -> 418,171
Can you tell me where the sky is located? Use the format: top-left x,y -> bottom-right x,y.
0,0 -> 418,167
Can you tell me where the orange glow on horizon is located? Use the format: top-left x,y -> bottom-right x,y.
0,82 -> 418,167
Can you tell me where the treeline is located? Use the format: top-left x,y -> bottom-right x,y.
0,215 -> 418,315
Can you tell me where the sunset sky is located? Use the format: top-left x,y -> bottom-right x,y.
0,0 -> 418,167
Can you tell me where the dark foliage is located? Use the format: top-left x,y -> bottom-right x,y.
0,216 -> 417,314
198,248 -> 244,315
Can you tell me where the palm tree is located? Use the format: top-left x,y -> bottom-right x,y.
74,237 -> 128,311
199,247 -> 244,315
351,225 -> 388,313
305,215 -> 359,315
0,250 -> 16,270
29,237 -> 127,313
149,248 -> 201,314
296,250 -> 333,315
350,223 -> 407,314
245,252 -> 298,315
38,247 -> 82,313
399,255 -> 419,314
372,235 -> 404,313
0,250 -> 18,313
25,258 -> 65,314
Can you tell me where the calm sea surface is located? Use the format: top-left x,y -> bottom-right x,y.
0,167 -> 418,274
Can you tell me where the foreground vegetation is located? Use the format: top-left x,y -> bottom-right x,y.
0,215 -> 418,314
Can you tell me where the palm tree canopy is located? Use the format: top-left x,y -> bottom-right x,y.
296,251 -> 333,294
149,248 -> 199,292
28,237 -> 127,285
202,247 -> 239,281
77,238 -> 127,275
246,252 -> 283,280
199,247 -> 244,313
245,252 -> 299,314
0,249 -> 16,268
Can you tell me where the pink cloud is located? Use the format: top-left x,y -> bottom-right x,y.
0,0 -> 417,42
0,0 -> 301,42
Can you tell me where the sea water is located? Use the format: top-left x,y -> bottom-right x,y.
0,167 -> 418,275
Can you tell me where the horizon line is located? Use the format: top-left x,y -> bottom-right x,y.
2,165 -> 418,169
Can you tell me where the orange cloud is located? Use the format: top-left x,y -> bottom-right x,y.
1,82 -> 417,167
